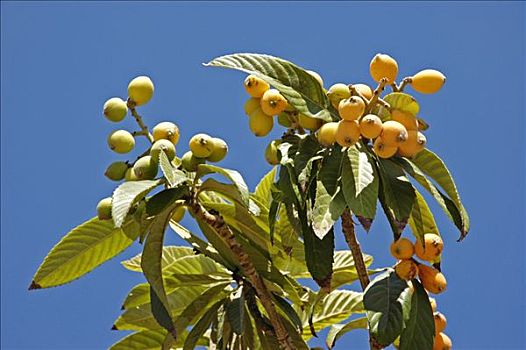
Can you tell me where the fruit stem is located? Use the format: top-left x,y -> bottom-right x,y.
188,197 -> 295,350
348,84 -> 368,104
397,77 -> 412,92
127,99 -> 154,144
376,98 -> 390,110
390,83 -> 399,92
341,209 -> 384,350
365,78 -> 388,114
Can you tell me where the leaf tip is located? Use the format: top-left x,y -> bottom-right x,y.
357,216 -> 373,232
28,280 -> 41,290
111,324 -> 118,330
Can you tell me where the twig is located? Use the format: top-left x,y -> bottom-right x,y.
127,99 -> 154,144
365,78 -> 389,114
397,77 -> 412,92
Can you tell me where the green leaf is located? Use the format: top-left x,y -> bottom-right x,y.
254,167 -> 277,206
159,150 -> 188,188
303,224 -> 334,291
399,279 -> 435,350
376,92 -> 420,119
183,300 -> 223,350
341,146 -> 378,230
326,317 -> 368,349
206,53 -> 335,121
225,287 -> 245,335
311,181 -> 346,239
199,178 -> 250,211
272,293 -> 303,332
146,187 -> 189,216
121,246 -> 195,272
410,149 -> 470,239
377,159 -> 416,236
163,254 -> 230,278
196,164 -> 249,206
331,250 -> 373,289
363,269 -> 411,346
408,189 -> 440,243
109,329 -> 167,350
112,180 -> 162,227
307,290 -> 364,337
150,286 -> 176,337
30,217 -> 138,289
318,146 -> 344,195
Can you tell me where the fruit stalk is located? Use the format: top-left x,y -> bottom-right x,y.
365,78 -> 389,114
127,100 -> 154,143
188,199 -> 294,350
397,77 -> 412,92
341,209 -> 384,350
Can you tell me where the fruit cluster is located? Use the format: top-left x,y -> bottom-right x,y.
96,76 -> 228,221
390,235 -> 452,350
240,54 -> 446,164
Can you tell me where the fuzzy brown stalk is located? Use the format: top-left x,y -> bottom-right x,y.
341,208 -> 383,350
189,200 -> 295,350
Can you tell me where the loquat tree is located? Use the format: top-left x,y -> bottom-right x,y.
31,53 -> 468,350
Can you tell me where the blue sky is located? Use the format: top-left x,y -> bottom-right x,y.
1,2 -> 525,349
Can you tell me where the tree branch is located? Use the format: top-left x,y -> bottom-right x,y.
188,199 -> 295,350
341,208 -> 383,350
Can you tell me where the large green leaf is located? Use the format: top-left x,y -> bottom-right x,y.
196,164 -> 249,206
183,300 -> 223,350
331,250 -> 373,290
341,146 -> 378,230
146,187 -> 189,217
150,286 -> 175,336
109,329 -> 167,350
375,92 -> 420,120
303,223 -> 334,291
306,290 -> 364,338
206,53 -> 335,121
410,149 -> 470,239
399,279 -> 435,350
158,150 -> 188,188
326,317 -> 368,349
30,217 -> 139,289
121,246 -> 195,272
408,189 -> 440,243
112,180 -> 162,227
225,287 -> 245,335
363,270 -> 411,346
311,181 -> 346,239
377,159 -> 416,236
163,254 -> 230,278
254,167 -> 277,207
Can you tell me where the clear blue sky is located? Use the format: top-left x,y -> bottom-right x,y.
1,2 -> 525,349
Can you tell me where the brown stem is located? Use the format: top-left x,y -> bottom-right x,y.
127,99 -> 154,144
341,209 -> 383,350
365,78 -> 389,114
397,77 -> 412,92
188,200 -> 295,350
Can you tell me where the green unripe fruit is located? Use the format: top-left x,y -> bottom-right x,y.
327,83 -> 351,109
128,76 -> 154,106
150,139 -> 176,162
133,156 -> 158,180
103,97 -> 128,122
189,133 -> 214,158
124,167 -> 138,181
108,130 -> 135,154
96,197 -> 113,220
317,122 -> 339,146
206,138 -> 228,162
244,98 -> 261,116
181,151 -> 206,172
249,108 -> 274,137
171,206 -> 186,222
265,140 -> 281,165
298,114 -> 323,131
105,161 -> 129,181
152,121 -> 180,145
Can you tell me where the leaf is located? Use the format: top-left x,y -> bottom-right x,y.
318,146 -> 343,195
331,250 -> 373,289
363,269 -> 411,346
377,158 -> 416,235
226,287 -> 245,335
112,180 -> 162,227
341,147 -> 378,229
196,164 -> 249,206
150,286 -> 176,337
307,290 -> 364,337
206,53 -> 335,121
159,150 -> 188,188
411,149 -> 470,239
183,300 -> 223,350
399,279 -> 435,350
109,329 -> 167,350
30,217 -> 139,289
146,187 -> 189,216
326,317 -> 368,349
408,189 -> 440,243
311,181 -> 346,239
272,293 -> 303,332
121,246 -> 195,272
303,224 -> 334,291
254,167 -> 277,206
199,178 -> 250,211
376,92 -> 420,119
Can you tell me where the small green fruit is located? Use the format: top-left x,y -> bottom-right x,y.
244,98 -> 261,116
104,161 -> 129,181
124,167 -> 138,181
108,130 -> 135,154
128,76 -> 154,106
150,139 -> 176,162
298,114 -> 323,131
249,108 -> 273,137
103,97 -> 128,122
133,156 -> 158,180
152,121 -> 180,145
265,140 -> 281,165
327,83 -> 351,109
189,133 -> 214,158
96,197 -> 113,220
206,138 -> 228,162
171,206 -> 186,222
181,151 -> 205,172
